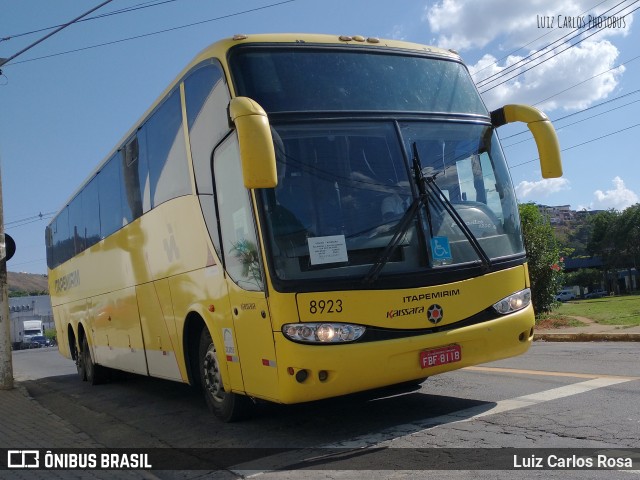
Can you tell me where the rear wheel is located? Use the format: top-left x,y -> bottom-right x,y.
75,339 -> 86,381
198,328 -> 252,422
82,335 -> 106,385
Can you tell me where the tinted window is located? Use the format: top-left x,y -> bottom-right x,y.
53,207 -> 69,266
184,63 -> 225,129
99,153 -> 124,238
230,47 -> 487,115
143,89 -> 191,207
67,195 -> 84,255
184,62 -> 230,195
82,177 -> 100,248
122,135 -> 146,219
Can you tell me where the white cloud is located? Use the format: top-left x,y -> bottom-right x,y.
515,177 -> 571,200
589,176 -> 639,211
472,39 -> 625,112
424,0 -> 633,112
424,0 -> 633,51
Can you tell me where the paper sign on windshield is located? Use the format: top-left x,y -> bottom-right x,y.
308,235 -> 348,265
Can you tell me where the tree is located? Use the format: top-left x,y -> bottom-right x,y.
564,268 -> 603,295
587,210 -> 620,269
519,203 -> 564,314
587,209 -> 632,293
615,204 -> 640,292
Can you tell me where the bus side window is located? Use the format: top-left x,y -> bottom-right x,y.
122,135 -> 146,220
142,88 -> 191,208
68,193 -> 84,255
213,134 -> 263,291
99,153 -> 125,238
184,62 -> 229,195
53,207 -> 70,267
82,177 -> 100,249
184,61 -> 229,259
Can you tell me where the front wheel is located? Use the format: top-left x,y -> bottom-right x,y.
198,328 -> 252,422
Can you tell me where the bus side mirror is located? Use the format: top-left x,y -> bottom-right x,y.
228,97 -> 278,189
491,104 -> 563,179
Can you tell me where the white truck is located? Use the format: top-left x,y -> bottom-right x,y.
21,319 -> 44,348
10,318 -> 24,350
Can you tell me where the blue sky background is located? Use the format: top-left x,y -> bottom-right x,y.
1,0 -> 638,274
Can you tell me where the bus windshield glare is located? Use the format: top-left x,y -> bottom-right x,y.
258,121 -> 523,285
230,47 -> 522,287
230,47 -> 488,114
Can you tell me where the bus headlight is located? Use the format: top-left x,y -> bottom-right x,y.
493,288 -> 531,315
282,323 -> 366,343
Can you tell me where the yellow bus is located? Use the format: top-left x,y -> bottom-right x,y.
46,34 -> 561,422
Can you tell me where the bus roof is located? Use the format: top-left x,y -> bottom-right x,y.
49,34 -> 462,218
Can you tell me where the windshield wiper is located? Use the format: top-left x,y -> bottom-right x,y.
423,170 -> 492,271
363,144 -> 432,285
363,143 -> 491,285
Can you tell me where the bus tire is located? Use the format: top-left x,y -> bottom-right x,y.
75,339 -> 86,381
82,335 -> 106,385
198,328 -> 252,422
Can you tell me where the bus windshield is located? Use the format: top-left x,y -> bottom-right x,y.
258,121 -> 524,286
229,46 -> 487,115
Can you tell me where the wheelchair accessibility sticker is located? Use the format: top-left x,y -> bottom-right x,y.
430,236 -> 452,261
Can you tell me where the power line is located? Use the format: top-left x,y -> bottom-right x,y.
500,73 -> 640,143
471,0 -> 612,80
476,0 -> 637,90
509,122 -> 640,170
0,0 -> 184,44
5,258 -> 46,268
6,212 -> 55,229
502,87 -> 640,142
504,97 -> 640,149
5,0 -> 297,66
479,6 -> 635,96
531,52 -> 640,108
0,0 -> 116,68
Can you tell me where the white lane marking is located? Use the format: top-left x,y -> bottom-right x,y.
234,375 -> 636,476
332,377 -> 633,448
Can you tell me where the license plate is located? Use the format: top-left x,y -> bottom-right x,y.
420,344 -> 461,369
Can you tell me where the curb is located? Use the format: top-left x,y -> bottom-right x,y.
534,333 -> 640,342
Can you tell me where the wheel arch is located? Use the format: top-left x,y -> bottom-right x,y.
67,322 -> 82,361
183,311 -> 207,388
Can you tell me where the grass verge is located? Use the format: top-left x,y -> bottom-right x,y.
555,294 -> 640,327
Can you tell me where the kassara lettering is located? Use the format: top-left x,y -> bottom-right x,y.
387,306 -> 425,318
403,289 -> 460,303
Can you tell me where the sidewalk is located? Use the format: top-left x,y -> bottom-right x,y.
0,383 -> 148,478
534,315 -> 640,342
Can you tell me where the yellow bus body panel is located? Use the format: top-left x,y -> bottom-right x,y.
273,305 -> 533,403
265,265 -> 533,403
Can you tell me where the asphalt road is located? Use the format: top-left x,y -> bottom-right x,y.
11,342 -> 640,479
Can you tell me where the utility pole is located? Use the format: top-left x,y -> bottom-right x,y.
0,159 -> 13,390
0,0 -> 115,390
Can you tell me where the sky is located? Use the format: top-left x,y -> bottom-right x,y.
1,0 -> 638,275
